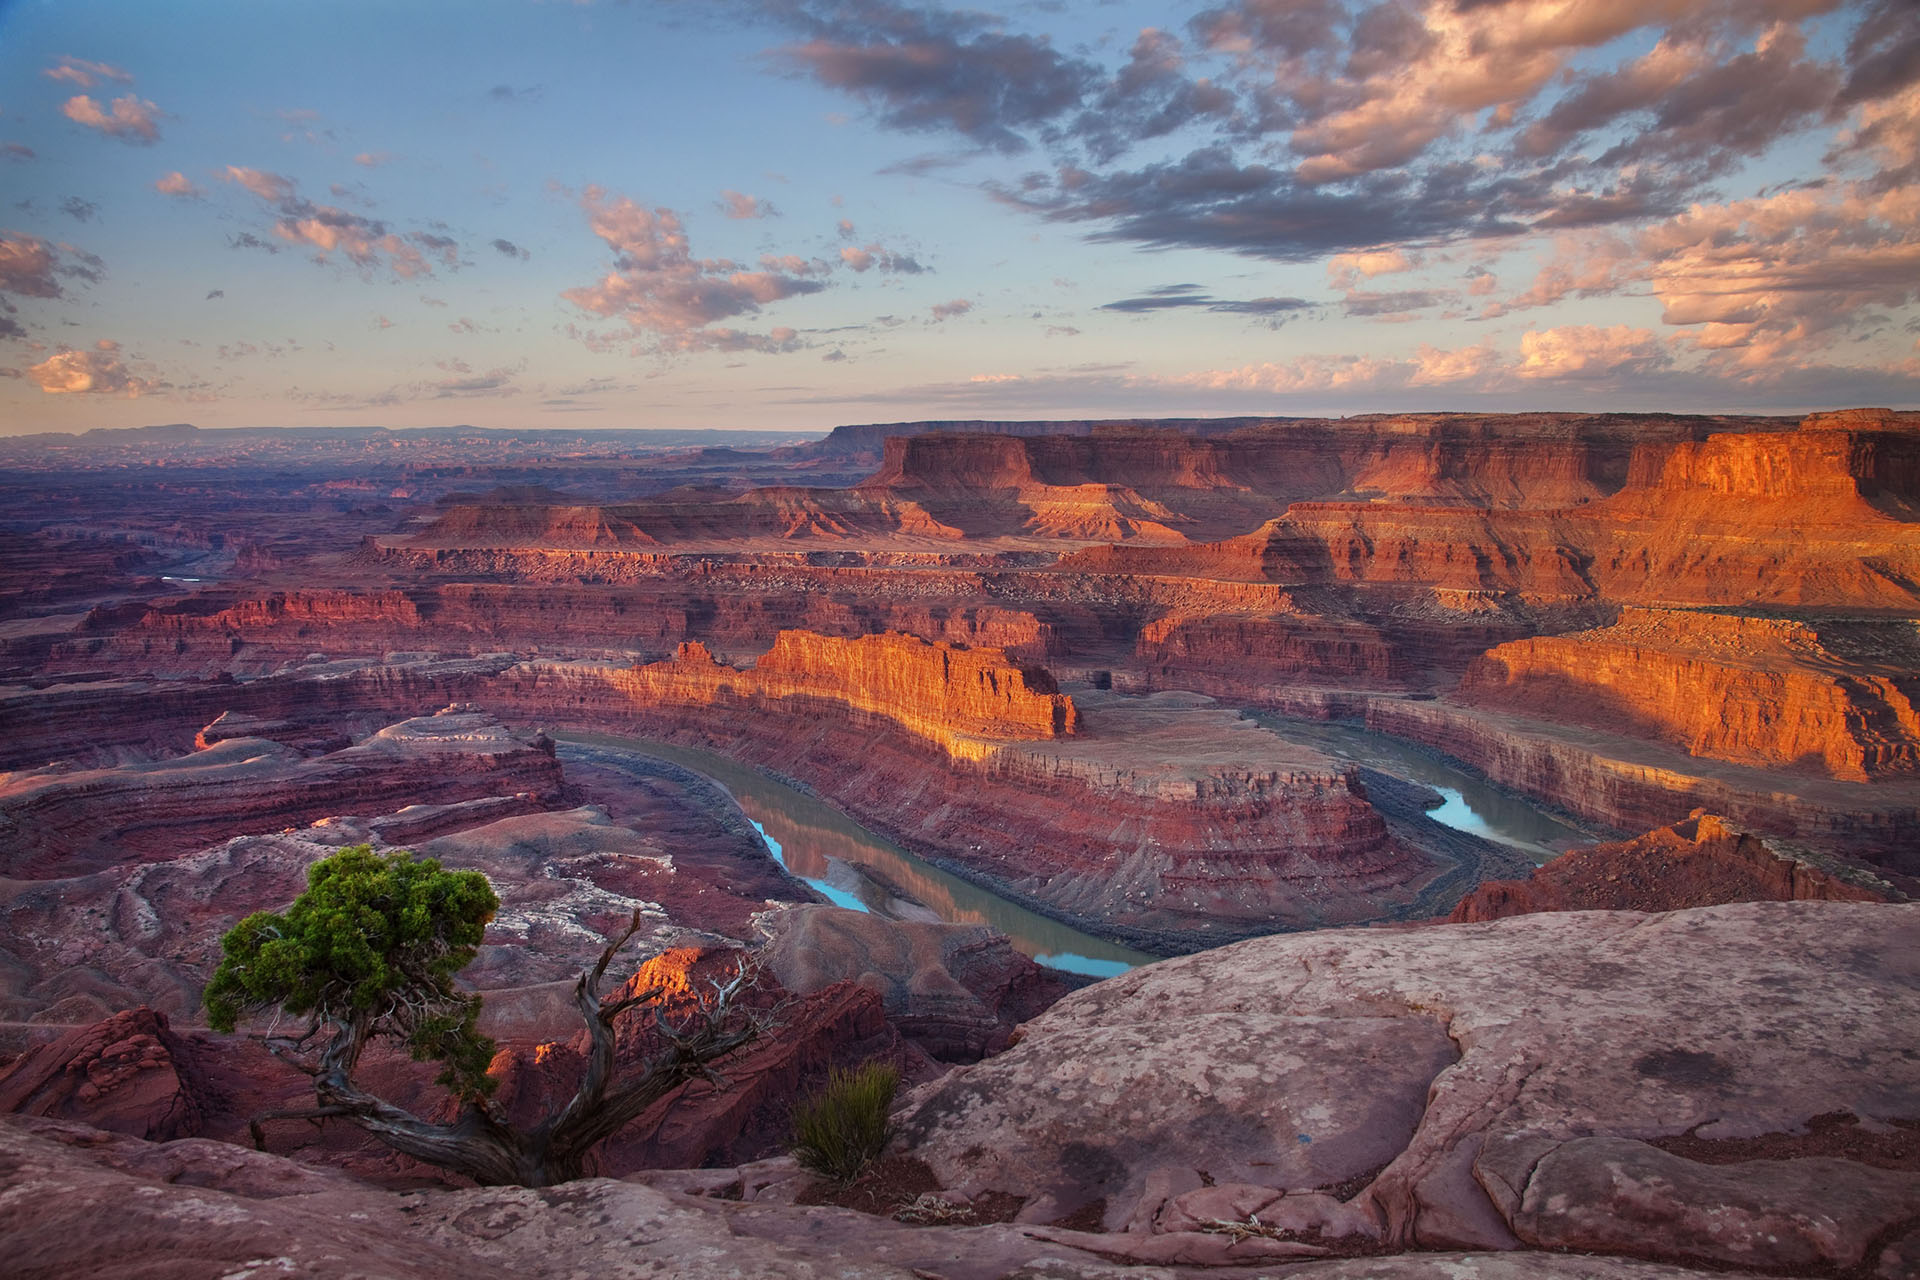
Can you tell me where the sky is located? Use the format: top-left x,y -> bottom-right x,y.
0,0 -> 1916,433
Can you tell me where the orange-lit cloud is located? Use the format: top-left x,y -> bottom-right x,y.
27,340 -> 163,396
43,57 -> 132,89
62,94 -> 161,144
1516,324 -> 1669,380
561,188 -> 824,352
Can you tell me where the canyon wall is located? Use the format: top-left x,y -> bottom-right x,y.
1365,696 -> 1920,869
1459,609 -> 1920,780
609,631 -> 1078,753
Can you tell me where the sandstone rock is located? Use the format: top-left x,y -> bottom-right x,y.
0,1006 -> 203,1140
618,630 -> 1079,748
1494,1134 -> 1920,1272
1458,607 -> 1920,780
1367,695 -> 1920,870
894,900 -> 1920,1275
898,1010 -> 1456,1229
1449,811 -> 1890,921
1,1112 -> 1786,1280
759,905 -> 1076,1060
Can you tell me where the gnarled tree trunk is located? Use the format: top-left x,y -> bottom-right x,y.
255,912 -> 764,1186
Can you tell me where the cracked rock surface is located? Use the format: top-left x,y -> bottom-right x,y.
897,900 -> 1920,1271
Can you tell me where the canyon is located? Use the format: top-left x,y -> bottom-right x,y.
2,409 -> 1916,1277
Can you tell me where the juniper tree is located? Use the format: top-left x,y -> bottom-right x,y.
205,844 -> 764,1187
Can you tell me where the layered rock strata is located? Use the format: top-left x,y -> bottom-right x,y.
1366,696 -> 1920,872
613,631 -> 1078,753
1459,607 -> 1920,779
0,708 -> 564,878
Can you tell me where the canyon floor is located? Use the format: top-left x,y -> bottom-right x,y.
2,413 -> 1917,1277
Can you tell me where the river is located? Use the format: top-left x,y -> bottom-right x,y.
1251,714 -> 1590,863
556,732 -> 1154,978
556,715 -> 1586,979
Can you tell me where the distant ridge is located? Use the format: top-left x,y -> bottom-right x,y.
4,423 -> 823,450
783,416 -> 1292,461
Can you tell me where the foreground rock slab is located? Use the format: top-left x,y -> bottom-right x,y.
897,900 -> 1920,1274
0,1115 -> 1787,1280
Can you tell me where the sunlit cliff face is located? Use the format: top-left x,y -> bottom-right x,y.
0,1 -> 1915,433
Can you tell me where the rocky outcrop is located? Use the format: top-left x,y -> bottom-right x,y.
897,899 -> 1920,1274
7,1114 -> 1781,1280
758,906 -> 1079,1060
1448,812 -> 1893,921
482,945 -> 929,1174
1458,607 -> 1920,779
613,632 -> 1078,752
0,1007 -> 205,1141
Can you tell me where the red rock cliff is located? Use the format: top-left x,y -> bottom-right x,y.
1458,608 -> 1920,780
614,630 -> 1077,753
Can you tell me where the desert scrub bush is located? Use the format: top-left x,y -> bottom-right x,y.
790,1060 -> 901,1182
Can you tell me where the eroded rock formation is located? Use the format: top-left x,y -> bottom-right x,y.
1448,812 -> 1891,921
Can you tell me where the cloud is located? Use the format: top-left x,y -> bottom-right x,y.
1516,324 -> 1670,380
2,144 -> 34,163
62,94 -> 161,145
205,289 -> 224,300
27,339 -> 165,396
1076,27 -> 1238,164
1328,248 -> 1418,288
353,151 -> 394,168
720,190 -> 779,219
491,237 -> 530,260
60,197 -> 99,223
1099,282 -> 1312,317
154,171 -> 202,198
1408,339 -> 1500,386
930,297 -> 973,321
1341,288 -> 1445,319
223,166 -> 298,202
560,187 -> 825,352
220,166 -> 455,280
779,1 -> 1911,290
1639,180 -> 1920,364
487,84 -> 543,104
838,242 -> 925,273
0,232 -> 86,301
44,57 -> 133,89
769,0 -> 1098,153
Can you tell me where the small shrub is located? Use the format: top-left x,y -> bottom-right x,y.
791,1061 -> 900,1183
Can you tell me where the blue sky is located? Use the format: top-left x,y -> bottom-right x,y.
1,0 -> 1916,432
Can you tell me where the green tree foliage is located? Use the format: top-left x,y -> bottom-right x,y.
205,845 -> 501,1098
791,1060 -> 901,1183
203,844 -> 766,1187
